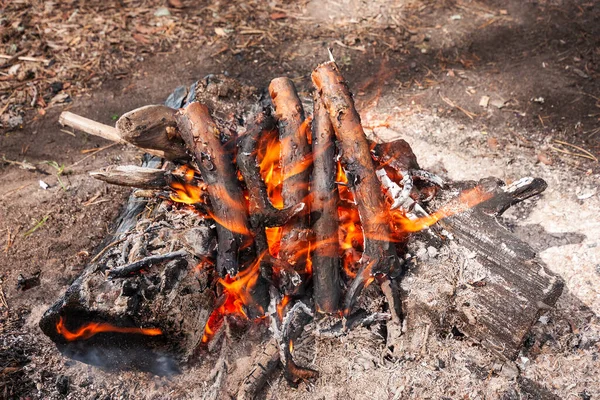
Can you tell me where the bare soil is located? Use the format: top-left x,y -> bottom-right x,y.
1,0 -> 599,399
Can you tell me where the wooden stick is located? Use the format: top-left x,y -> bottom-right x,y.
268,77 -> 312,281
312,61 -> 401,314
176,102 -> 253,276
310,94 -> 341,314
59,112 -> 124,143
59,111 -> 166,158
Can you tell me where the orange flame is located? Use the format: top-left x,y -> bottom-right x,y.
169,165 -> 207,205
201,253 -> 265,343
55,316 -> 162,341
390,186 -> 493,233
277,295 -> 291,320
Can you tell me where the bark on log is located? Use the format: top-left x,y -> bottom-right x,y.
310,95 -> 341,314
116,105 -> 188,161
312,62 -> 400,313
268,78 -> 312,280
176,102 -> 253,277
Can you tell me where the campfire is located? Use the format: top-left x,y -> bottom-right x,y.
39,59 -> 562,398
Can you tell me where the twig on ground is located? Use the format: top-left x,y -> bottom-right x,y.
439,92 -> 477,119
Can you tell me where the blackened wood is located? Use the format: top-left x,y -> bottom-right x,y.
310,95 -> 341,313
268,78 -> 312,277
236,112 -> 305,230
311,61 -> 400,314
403,176 -> 563,359
176,102 -> 253,276
438,177 -> 562,359
90,165 -> 169,190
236,111 -> 305,283
279,302 -> 319,386
117,105 -> 188,161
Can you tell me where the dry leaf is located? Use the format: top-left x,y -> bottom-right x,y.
214,27 -> 228,37
168,0 -> 184,8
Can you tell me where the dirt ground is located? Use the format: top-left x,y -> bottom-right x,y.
1,0 -> 599,399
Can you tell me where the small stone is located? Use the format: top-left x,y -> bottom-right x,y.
490,99 -> 506,109
537,152 -> 553,165
450,14 -> 462,20
500,361 -> 519,379
427,246 -> 438,258
519,357 -> 530,370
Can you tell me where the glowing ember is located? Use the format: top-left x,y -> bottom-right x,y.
55,316 -> 162,341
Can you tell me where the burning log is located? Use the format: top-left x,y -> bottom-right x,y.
176,102 -> 253,277
39,155 -> 217,374
312,61 -> 401,313
399,176 -> 563,358
310,95 -> 341,313
269,78 -> 312,286
116,105 -> 188,161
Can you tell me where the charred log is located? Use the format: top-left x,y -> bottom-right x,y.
312,61 -> 401,314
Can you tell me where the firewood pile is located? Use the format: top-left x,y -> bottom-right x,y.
39,60 -> 563,398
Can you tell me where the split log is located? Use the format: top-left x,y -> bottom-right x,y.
176,102 -> 253,277
312,61 -> 401,313
401,176 -> 564,359
310,95 -> 341,313
89,165 -> 169,190
269,78 -> 312,281
116,105 -> 188,161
